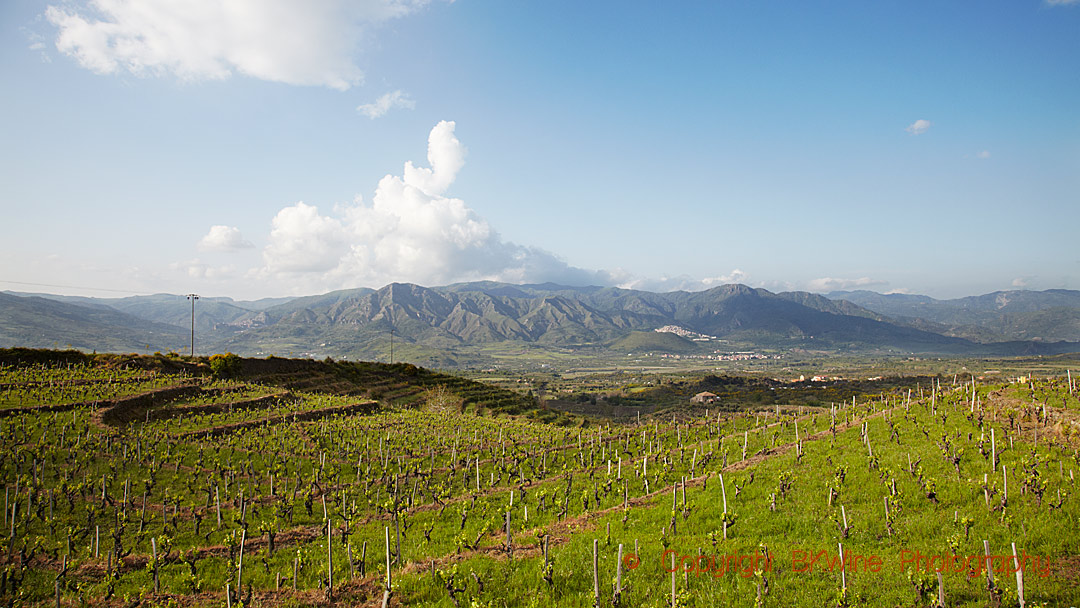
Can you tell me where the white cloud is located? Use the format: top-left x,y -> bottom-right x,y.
401,120 -> 466,196
257,121 -> 606,290
44,0 -> 431,89
702,270 -> 749,286
1046,0 -> 1079,5
262,202 -> 347,273
197,225 -> 254,252
617,270 -> 750,292
806,277 -> 887,292
905,119 -> 931,135
172,122 -> 758,297
357,90 -> 416,119
22,27 -> 52,62
977,150 -> 991,159
170,259 -> 237,280
1012,276 -> 1031,288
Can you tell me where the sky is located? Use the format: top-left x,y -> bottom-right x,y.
1,0 -> 1078,301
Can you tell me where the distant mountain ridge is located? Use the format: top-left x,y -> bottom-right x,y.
827,289 -> 1080,342
4,284 -> 1080,361
0,292 -> 187,352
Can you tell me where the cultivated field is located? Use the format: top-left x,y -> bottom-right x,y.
1,351 -> 1078,606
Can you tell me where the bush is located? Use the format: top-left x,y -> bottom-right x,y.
209,353 -> 242,379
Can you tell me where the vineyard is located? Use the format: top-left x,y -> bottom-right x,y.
1,350 -> 1078,606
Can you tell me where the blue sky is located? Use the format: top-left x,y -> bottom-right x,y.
1,0 -> 1077,300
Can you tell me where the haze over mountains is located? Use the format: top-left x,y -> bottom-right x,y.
826,289 -> 1080,343
3,284 -> 1079,364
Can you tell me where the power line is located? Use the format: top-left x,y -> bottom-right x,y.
0,279 -> 154,296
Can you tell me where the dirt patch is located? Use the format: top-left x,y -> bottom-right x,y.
985,388 -> 1080,448
1047,554 -> 1080,581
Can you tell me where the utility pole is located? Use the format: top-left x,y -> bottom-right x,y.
186,294 -> 199,357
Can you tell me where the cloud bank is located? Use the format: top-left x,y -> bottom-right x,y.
617,270 -> 750,293
189,123 -> 906,299
45,0 -> 430,89
807,277 -> 887,292
254,121 -> 608,291
187,121 -> 755,297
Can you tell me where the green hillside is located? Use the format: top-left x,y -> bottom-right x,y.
610,330 -> 699,353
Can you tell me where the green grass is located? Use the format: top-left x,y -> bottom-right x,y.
1,352 -> 1077,606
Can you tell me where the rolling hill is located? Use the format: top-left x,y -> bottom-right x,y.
0,292 -> 188,353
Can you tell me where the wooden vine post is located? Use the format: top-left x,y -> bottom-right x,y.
361,540 -> 368,577
506,511 -> 512,555
150,537 -> 159,595
1012,542 -> 1025,607
838,542 -> 846,592
592,538 -> 600,607
720,472 -> 728,539
670,550 -> 677,608
236,523 -> 246,602
615,543 -> 624,604
991,428 -> 996,470
382,527 -> 392,608
327,517 -> 333,602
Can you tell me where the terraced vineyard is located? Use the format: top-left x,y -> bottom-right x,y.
1,350 -> 1078,606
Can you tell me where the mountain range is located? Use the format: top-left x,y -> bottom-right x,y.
3,283 -> 1079,363
826,289 -> 1080,343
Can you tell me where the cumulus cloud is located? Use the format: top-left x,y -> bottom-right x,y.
175,121 -> 753,297
44,0 -> 430,89
617,270 -> 750,292
257,121 -> 606,289
1011,276 -> 1032,288
976,150 -> 991,159
401,121 -> 466,196
905,119 -> 931,135
807,277 -> 887,292
197,225 -> 254,252
357,90 -> 416,119
262,202 -> 347,273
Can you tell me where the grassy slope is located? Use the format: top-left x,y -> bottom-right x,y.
395,382 -> 1080,607
3,350 -> 1078,607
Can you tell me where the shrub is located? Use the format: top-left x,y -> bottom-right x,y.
209,353 -> 242,379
